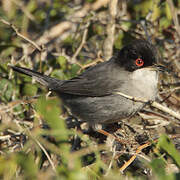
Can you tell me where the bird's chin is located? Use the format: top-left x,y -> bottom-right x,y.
131,67 -> 158,83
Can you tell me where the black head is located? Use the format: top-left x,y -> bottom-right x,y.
116,39 -> 158,71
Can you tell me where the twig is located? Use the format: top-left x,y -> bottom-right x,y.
103,0 -> 118,60
77,57 -> 104,73
167,0 -> 180,38
0,98 -> 37,114
159,86 -> 180,94
152,101 -> 180,120
92,0 -> 110,11
0,135 -> 11,140
26,129 -> 56,172
35,138 -> 56,172
71,24 -> 89,63
0,18 -> 42,51
37,21 -> 73,45
105,146 -> 116,176
119,142 -> 151,173
115,92 -> 180,120
119,146 -> 151,173
120,134 -> 180,173
115,92 -> 147,103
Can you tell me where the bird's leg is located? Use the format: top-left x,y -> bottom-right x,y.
97,129 -> 128,144
92,123 -> 127,144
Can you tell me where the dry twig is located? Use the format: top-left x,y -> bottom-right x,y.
115,92 -> 180,120
167,0 -> 180,38
119,134 -> 180,173
0,18 -> 42,51
103,0 -> 118,60
71,24 -> 89,63
119,142 -> 151,173
35,138 -> 56,172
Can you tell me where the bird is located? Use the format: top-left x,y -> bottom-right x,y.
11,39 -> 162,129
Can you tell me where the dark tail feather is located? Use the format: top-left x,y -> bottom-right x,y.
10,66 -> 62,90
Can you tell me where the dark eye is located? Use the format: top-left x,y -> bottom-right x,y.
135,58 -> 144,67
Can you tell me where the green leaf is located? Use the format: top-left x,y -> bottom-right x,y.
0,155 -> 17,179
0,78 -> 13,101
165,2 -> 172,20
150,158 -> 166,177
13,104 -> 25,118
150,158 -> 176,180
22,83 -> 38,96
159,17 -> 172,30
57,56 -> 67,70
151,0 -> 161,21
51,69 -> 67,80
69,64 -> 80,78
16,152 -> 38,179
35,95 -> 68,141
157,134 -> 180,168
114,33 -> 124,49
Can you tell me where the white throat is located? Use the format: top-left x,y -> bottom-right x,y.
130,68 -> 158,100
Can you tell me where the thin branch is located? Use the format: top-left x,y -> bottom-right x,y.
0,18 -> 42,51
167,0 -> 180,38
26,129 -> 56,172
92,0 -> 110,11
115,92 -> 180,120
119,134 -> 180,173
71,25 -> 89,63
105,146 -> 116,176
77,57 -> 104,73
115,92 -> 148,103
35,138 -> 56,172
103,0 -> 118,60
0,98 -> 37,114
119,142 -> 151,173
0,135 -> 11,140
152,101 -> 180,120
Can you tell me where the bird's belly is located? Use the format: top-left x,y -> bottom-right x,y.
61,94 -> 144,125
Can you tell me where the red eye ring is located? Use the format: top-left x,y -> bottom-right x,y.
135,58 -> 144,67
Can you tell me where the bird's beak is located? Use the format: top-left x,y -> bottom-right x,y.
147,64 -> 166,72
154,64 -> 166,72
